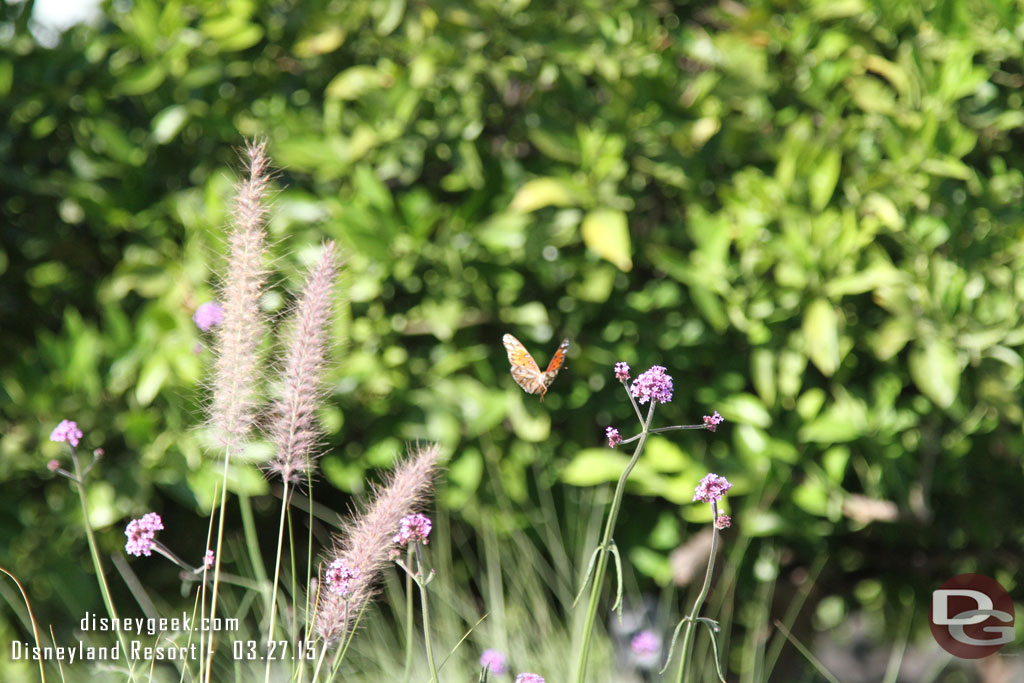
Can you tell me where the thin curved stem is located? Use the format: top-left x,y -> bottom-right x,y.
415,544 -> 438,683
70,450 -> 132,672
402,545 -> 415,682
676,501 -> 721,683
204,446 -> 233,682
574,401 -> 656,683
265,480 -> 290,683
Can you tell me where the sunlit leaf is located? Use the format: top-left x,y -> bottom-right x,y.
581,208 -> 632,272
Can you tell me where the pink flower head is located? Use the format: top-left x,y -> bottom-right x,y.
614,362 -> 631,382
124,512 -> 164,557
47,459 -> 60,472
325,559 -> 359,596
630,366 -> 673,405
606,427 -> 622,447
715,514 -> 731,530
515,674 -> 545,683
631,628 -> 661,669
703,411 -> 724,432
203,549 -> 215,570
393,513 -> 432,547
480,649 -> 508,674
192,301 -> 224,332
631,629 -> 660,656
50,420 -> 83,448
693,473 -> 732,504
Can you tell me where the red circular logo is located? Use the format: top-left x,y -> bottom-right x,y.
929,573 -> 1015,659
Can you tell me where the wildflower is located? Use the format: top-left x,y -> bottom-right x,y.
324,559 -> 359,596
316,444 -> 440,644
47,459 -> 60,472
630,366 -> 673,405
606,427 -> 622,447
192,302 -> 224,332
203,549 -> 215,570
393,513 -> 432,547
124,512 -> 164,557
703,411 -> 724,432
480,649 -> 508,675
715,514 -> 731,530
614,362 -> 630,382
50,420 -> 83,448
631,630 -> 660,657
515,674 -> 545,683
693,473 -> 732,504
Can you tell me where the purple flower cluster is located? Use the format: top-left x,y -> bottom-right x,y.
325,559 -> 359,596
125,512 -> 164,557
50,420 -> 83,448
606,427 -> 621,447
614,362 -> 631,382
703,411 -> 724,432
515,674 -> 545,683
203,549 -> 215,570
192,301 -> 224,332
480,649 -> 508,674
393,513 -> 432,547
693,473 -> 732,503
630,366 -> 673,405
630,630 -> 660,656
715,514 -> 731,530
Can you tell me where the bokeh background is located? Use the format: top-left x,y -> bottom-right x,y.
2,0 -> 1024,680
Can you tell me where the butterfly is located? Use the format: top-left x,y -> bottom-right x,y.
502,334 -> 570,400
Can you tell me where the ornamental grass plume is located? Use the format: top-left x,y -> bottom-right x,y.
209,140 -> 270,447
203,140 -> 271,682
315,443 -> 440,645
267,241 -> 339,484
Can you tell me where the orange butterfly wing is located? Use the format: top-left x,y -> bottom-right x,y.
542,338 -> 570,389
503,334 -> 569,400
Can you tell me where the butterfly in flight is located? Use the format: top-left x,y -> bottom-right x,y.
502,334 -> 570,400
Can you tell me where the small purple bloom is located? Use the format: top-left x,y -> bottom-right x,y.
614,362 -> 631,382
715,514 -> 731,530
125,512 -> 164,557
203,549 -> 215,570
606,427 -> 622,447
693,473 -> 732,504
192,302 -> 224,332
393,513 -> 432,546
325,559 -> 359,596
630,366 -> 673,405
631,630 -> 660,656
515,674 -> 545,683
703,411 -> 724,432
47,459 -> 60,472
631,629 -> 661,668
480,649 -> 508,675
50,420 -> 83,448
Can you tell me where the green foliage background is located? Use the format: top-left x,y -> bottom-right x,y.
2,0 -> 1024,679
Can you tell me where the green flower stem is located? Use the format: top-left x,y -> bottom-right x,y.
204,446 -> 233,683
618,424 -> 708,446
574,401 -> 656,683
676,501 -> 722,683
415,543 -> 439,683
69,450 -> 132,671
265,481 -> 291,683
402,545 -> 415,683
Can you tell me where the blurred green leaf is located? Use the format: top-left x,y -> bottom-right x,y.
908,339 -> 961,409
581,209 -> 632,272
803,298 -> 840,377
